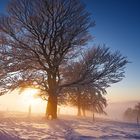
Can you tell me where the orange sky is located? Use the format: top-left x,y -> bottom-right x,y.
0,83 -> 139,113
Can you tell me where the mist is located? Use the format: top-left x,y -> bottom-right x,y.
0,93 -> 138,122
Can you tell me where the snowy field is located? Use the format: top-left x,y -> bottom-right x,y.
0,112 -> 140,140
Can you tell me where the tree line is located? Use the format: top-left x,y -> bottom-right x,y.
0,0 -> 128,119
124,102 -> 140,124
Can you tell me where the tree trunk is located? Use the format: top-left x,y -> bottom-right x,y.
45,73 -> 58,119
46,95 -> 57,119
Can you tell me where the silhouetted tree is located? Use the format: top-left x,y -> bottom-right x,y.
90,92 -> 107,121
67,86 -> 107,119
0,0 -> 128,120
135,103 -> 140,124
124,108 -> 134,121
62,46 -> 128,88
124,102 -> 140,124
0,0 -> 93,119
62,46 -> 127,117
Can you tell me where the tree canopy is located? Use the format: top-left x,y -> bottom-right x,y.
0,0 -> 128,119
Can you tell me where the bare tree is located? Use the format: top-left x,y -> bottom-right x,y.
0,0 -> 93,119
67,86 -> 107,118
90,92 -> 107,121
61,46 -> 128,89
0,1 -> 128,120
62,46 -> 127,117
135,103 -> 140,124
124,103 -> 140,124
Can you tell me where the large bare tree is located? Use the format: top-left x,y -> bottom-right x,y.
0,0 -> 128,119
0,0 -> 93,119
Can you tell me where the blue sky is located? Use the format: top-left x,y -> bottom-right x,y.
0,0 -> 9,12
82,0 -> 140,102
0,0 -> 140,102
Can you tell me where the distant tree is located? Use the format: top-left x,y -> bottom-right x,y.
134,103 -> 140,124
0,0 -> 128,120
124,102 -> 140,124
124,108 -> 134,121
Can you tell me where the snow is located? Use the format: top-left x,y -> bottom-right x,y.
0,112 -> 140,140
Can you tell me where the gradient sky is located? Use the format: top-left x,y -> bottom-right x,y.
83,0 -> 140,102
0,0 -> 140,104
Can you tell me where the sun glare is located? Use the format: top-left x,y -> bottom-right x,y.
21,88 -> 40,105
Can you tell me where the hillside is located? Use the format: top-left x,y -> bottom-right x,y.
0,112 -> 140,140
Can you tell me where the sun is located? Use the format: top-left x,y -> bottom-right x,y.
21,88 -> 39,105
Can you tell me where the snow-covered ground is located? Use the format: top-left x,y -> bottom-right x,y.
0,112 -> 140,140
